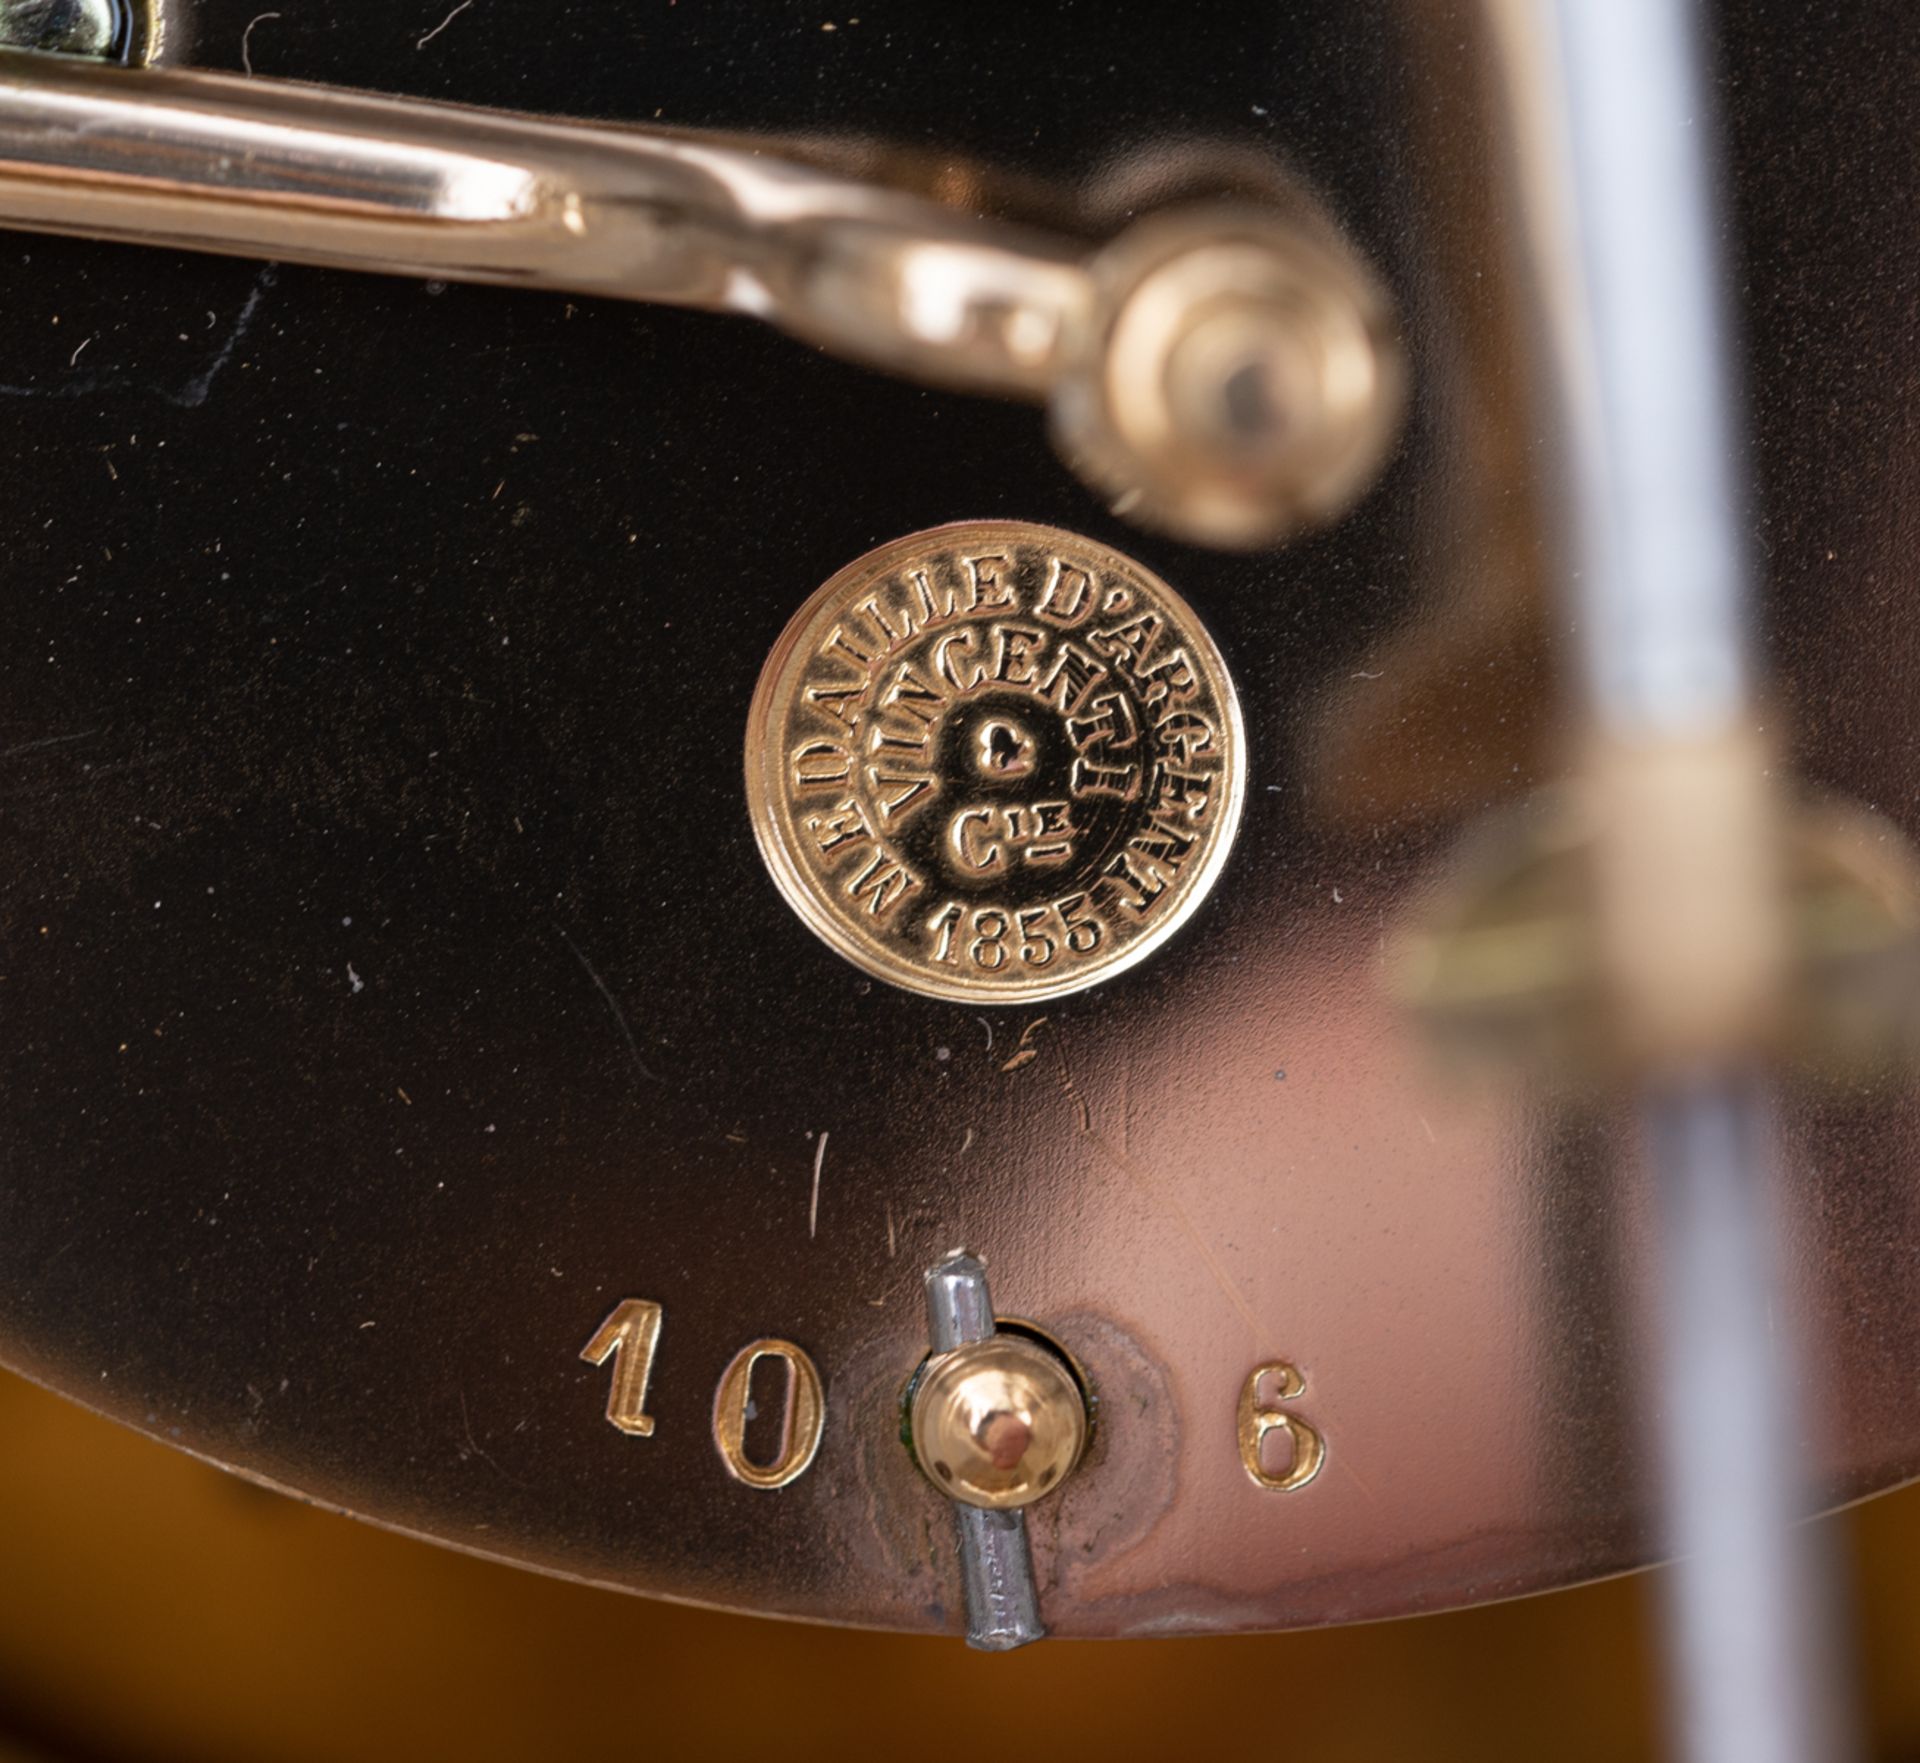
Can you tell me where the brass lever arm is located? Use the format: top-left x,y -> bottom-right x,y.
0,52 -> 1083,395
0,51 -> 1400,548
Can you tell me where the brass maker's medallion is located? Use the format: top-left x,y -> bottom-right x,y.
747,521 -> 1245,1001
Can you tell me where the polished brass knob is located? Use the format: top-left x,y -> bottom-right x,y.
0,0 -> 140,58
1054,204 -> 1404,550
910,1333 -> 1088,1512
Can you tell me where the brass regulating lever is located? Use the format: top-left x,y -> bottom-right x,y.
0,48 -> 1402,548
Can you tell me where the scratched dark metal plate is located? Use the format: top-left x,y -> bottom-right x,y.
2,0 -> 1919,1636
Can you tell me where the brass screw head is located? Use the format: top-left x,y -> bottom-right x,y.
910,1334 -> 1087,1511
1,0 -> 146,60
1052,204 -> 1403,550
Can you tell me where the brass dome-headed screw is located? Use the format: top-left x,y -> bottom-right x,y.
1054,204 -> 1404,550
913,1251 -> 1089,1649
911,1332 -> 1087,1513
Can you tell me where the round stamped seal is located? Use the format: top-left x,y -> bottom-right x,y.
747,522 -> 1245,1002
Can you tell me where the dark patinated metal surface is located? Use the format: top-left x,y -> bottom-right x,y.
1,0 -> 1918,1637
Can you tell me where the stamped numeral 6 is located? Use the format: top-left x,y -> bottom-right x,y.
1237,1360 -> 1326,1492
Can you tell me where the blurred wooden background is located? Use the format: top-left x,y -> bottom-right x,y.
2,1364 -> 1917,1762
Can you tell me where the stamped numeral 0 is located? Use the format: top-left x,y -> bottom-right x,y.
1237,1360 -> 1326,1492
580,1298 -> 664,1437
581,1302 -> 827,1491
712,1338 -> 827,1491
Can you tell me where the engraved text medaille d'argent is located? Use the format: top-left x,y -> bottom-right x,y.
747,522 -> 1245,1002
